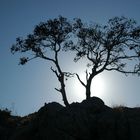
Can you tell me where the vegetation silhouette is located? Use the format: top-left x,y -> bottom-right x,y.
11,16 -> 140,104
11,16 -> 73,107
65,16 -> 140,99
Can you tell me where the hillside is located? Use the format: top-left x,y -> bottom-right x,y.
1,97 -> 140,140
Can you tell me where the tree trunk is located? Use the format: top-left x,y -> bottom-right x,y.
59,75 -> 69,107
54,54 -> 69,107
61,85 -> 69,107
86,79 -> 92,99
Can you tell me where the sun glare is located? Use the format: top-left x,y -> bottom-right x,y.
73,72 -> 106,100
91,74 -> 105,98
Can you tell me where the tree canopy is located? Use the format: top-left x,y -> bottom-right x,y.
65,16 -> 140,99
11,16 -> 72,106
11,16 -> 140,104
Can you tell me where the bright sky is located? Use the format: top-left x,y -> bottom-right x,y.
0,0 -> 140,116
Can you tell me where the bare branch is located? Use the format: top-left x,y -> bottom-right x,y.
97,49 -> 111,74
108,55 -> 139,65
105,67 -> 140,75
50,67 -> 59,77
85,70 -> 88,81
76,73 -> 86,87
55,88 -> 61,93
41,54 -> 56,63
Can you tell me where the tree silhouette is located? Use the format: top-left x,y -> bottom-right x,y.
11,16 -> 73,106
11,16 -> 140,103
65,16 -> 140,99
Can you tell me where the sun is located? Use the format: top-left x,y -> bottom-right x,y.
91,74 -> 105,98
72,72 -> 106,100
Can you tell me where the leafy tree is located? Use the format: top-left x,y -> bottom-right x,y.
66,16 -> 140,99
11,16 -> 73,106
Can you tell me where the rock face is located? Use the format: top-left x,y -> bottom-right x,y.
1,97 -> 140,140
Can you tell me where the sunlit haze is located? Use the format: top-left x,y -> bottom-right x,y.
0,0 -> 140,116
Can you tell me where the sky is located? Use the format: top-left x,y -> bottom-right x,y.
0,0 -> 140,116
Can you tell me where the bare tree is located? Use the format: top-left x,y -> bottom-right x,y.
65,16 -> 140,99
11,16 -> 73,106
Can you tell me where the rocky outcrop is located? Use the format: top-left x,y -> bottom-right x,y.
1,97 -> 140,140
0,109 -> 20,140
